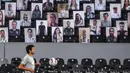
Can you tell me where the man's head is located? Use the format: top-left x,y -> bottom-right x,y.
1,30 -> 5,37
113,7 -> 118,13
67,21 -> 71,27
119,22 -> 125,31
93,19 -> 97,26
86,5 -> 91,13
109,28 -> 114,36
82,30 -> 86,36
103,13 -> 109,20
75,13 -> 80,20
40,21 -> 43,25
12,21 -> 17,29
60,4 -> 65,9
26,45 -> 35,55
27,28 -> 33,37
23,14 -> 28,20
50,14 -> 56,23
8,4 -> 12,10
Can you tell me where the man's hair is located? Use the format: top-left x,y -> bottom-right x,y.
93,19 -> 97,23
103,13 -> 109,16
109,28 -> 114,32
50,14 -> 56,19
119,22 -> 124,25
1,30 -> 5,32
8,4 -> 12,7
26,45 -> 34,54
24,13 -> 27,16
12,20 -> 17,25
67,21 -> 70,24
27,28 -> 33,33
86,5 -> 91,9
40,21 -> 43,24
113,7 -> 117,9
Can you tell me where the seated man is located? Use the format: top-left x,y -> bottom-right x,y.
5,3 -> 15,18
25,28 -> 36,43
38,21 -> 46,37
64,21 -> 74,35
9,20 -> 20,36
101,13 -> 111,27
95,0 -> 105,10
106,28 -> 117,43
0,30 -> 7,43
117,22 -> 128,42
111,7 -> 120,18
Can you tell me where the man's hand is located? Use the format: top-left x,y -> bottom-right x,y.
35,62 -> 40,66
28,68 -> 34,73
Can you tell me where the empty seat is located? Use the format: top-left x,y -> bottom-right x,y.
11,57 -> 21,68
81,58 -> 93,67
56,58 -> 64,66
109,58 -> 123,73
0,58 -> 8,67
11,57 -> 22,73
0,64 -> 13,73
81,58 -> 95,72
55,58 -> 65,72
39,58 -> 49,67
123,58 -> 130,71
109,58 -> 121,70
45,65 -> 56,73
67,58 -> 78,69
39,58 -> 49,72
95,58 -> 107,72
58,64 -> 68,72
67,58 -> 78,72
72,64 -> 84,72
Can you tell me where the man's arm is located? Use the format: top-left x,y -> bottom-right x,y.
18,64 -> 34,72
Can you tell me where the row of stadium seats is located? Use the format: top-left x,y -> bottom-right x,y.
0,57 -> 130,73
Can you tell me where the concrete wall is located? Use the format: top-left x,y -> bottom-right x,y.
1,43 -> 130,64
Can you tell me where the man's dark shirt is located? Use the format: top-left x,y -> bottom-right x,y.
9,29 -> 20,36
106,35 -> 116,43
39,25 -> 45,36
64,27 -> 74,35
117,30 -> 127,42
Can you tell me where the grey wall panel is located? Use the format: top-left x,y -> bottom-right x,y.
5,43 -> 130,64
0,43 -> 4,58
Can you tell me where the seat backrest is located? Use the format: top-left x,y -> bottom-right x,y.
123,58 -> 130,67
109,58 -> 121,68
0,58 -> 8,67
39,58 -> 49,66
56,58 -> 64,66
67,58 -> 78,67
0,64 -> 12,72
81,58 -> 93,67
72,64 -> 83,71
95,58 -> 107,68
59,64 -> 68,70
11,57 -> 21,67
